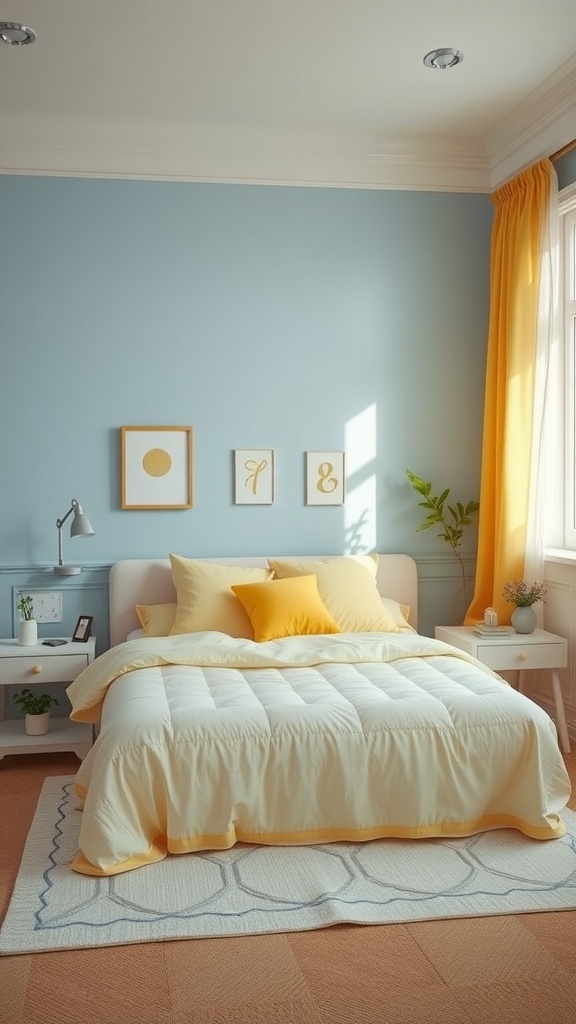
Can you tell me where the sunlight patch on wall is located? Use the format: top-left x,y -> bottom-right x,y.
345,404 -> 377,552
345,404 -> 376,476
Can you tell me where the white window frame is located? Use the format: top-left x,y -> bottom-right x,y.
562,189 -> 576,549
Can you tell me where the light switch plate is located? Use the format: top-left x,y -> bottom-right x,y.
30,591 -> 63,622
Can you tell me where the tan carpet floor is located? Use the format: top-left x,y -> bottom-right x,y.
2,750 -> 576,1024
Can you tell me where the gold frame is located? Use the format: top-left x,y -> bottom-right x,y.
121,426 -> 193,510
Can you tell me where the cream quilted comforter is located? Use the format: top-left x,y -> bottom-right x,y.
66,632 -> 571,876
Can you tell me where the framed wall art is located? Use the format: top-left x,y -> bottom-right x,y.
306,451 -> 345,506
234,449 -> 275,504
121,426 -> 193,510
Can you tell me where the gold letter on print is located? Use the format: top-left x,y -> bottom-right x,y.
316,461 -> 338,494
244,458 -> 268,496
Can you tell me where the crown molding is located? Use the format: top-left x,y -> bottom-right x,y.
3,54 -> 575,195
0,112 -> 491,192
487,54 -> 576,188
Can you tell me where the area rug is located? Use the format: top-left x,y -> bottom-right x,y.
2,776 -> 576,955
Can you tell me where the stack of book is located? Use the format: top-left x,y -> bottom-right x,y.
472,624 -> 513,638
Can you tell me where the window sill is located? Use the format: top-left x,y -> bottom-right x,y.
545,547 -> 576,565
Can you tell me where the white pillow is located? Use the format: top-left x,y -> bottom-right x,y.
126,628 -> 145,641
381,597 -> 415,632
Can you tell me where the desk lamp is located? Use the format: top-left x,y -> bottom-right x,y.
54,498 -> 95,575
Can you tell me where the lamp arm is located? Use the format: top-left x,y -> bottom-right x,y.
56,502 -> 76,531
55,502 -> 75,568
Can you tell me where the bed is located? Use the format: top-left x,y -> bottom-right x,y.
66,553 -> 571,876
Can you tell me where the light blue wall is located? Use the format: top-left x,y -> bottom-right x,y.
1,175 -> 493,648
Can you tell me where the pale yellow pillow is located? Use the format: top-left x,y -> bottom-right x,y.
135,602 -> 177,637
169,555 -> 273,638
268,556 -> 401,633
231,575 -> 341,643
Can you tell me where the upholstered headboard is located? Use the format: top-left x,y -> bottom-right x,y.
108,553 -> 418,647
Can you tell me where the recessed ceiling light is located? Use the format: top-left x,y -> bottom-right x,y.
423,48 -> 463,70
0,22 -> 36,45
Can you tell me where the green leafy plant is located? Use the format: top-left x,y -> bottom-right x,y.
406,469 -> 480,624
17,594 -> 34,621
12,688 -> 59,716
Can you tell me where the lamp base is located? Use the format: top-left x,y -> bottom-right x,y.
53,565 -> 82,575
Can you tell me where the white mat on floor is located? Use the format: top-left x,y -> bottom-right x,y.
2,775 -> 576,955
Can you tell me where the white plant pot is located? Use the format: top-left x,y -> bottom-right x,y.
18,618 -> 38,646
25,712 -> 50,736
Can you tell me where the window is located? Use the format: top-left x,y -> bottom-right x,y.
562,195 -> 576,549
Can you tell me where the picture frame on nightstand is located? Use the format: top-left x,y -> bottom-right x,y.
72,616 -> 93,642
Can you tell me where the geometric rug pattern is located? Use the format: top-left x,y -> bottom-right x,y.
2,774 -> 576,955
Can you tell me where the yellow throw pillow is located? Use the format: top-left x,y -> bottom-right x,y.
169,554 -> 273,638
231,575 -> 341,643
268,556 -> 401,633
135,602 -> 177,637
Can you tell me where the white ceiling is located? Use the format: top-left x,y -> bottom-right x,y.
1,0 -> 576,191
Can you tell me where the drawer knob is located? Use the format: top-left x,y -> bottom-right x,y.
30,664 -> 42,674
518,652 -> 528,661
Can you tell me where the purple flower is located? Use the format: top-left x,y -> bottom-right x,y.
502,581 -> 547,607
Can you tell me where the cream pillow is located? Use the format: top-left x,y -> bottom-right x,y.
268,556 -> 400,633
231,575 -> 340,643
381,597 -> 415,632
169,554 -> 273,638
135,602 -> 177,637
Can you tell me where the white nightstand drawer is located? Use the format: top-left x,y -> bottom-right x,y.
478,643 -> 566,671
0,654 -> 89,686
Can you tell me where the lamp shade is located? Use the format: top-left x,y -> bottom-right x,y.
70,503 -> 95,538
54,498 -> 95,575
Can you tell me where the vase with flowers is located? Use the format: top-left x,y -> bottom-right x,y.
502,581 -> 547,634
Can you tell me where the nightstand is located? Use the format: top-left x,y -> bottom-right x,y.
434,625 -> 570,754
0,636 -> 96,760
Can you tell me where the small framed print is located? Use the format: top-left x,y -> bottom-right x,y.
234,449 -> 275,504
121,426 -> 193,510
72,615 -> 93,643
306,451 -> 345,505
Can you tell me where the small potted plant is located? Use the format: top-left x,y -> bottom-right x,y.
12,688 -> 59,735
502,580 -> 547,634
17,593 -> 38,647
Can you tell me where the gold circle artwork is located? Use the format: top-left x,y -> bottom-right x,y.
142,448 -> 172,477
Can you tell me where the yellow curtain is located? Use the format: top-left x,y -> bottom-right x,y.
465,159 -> 554,626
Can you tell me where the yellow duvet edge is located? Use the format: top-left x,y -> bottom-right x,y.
70,813 -> 566,876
